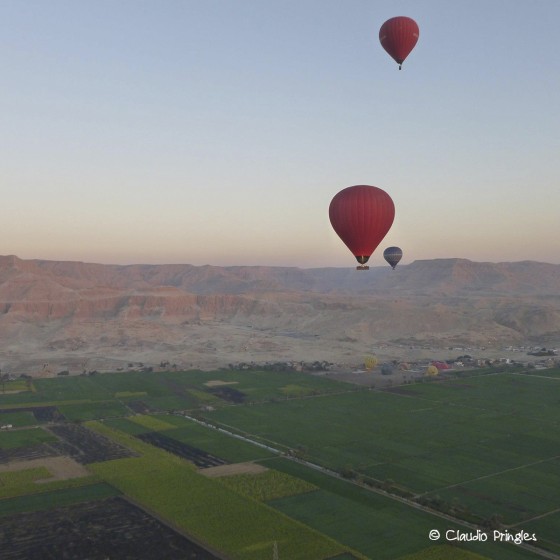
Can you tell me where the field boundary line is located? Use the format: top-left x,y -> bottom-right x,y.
511,372 -> 560,381
417,454 -> 560,498
510,506 -> 560,527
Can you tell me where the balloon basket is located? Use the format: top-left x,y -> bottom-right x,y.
356,265 -> 370,270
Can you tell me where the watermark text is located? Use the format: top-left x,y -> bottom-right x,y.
429,529 -> 537,545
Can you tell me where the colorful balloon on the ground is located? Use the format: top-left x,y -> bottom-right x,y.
383,246 -> 403,269
364,355 -> 378,370
329,185 -> 395,270
425,365 -> 439,376
379,16 -> 419,69
431,361 -> 451,370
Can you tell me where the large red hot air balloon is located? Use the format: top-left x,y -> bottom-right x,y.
329,185 -> 395,270
379,16 -> 419,69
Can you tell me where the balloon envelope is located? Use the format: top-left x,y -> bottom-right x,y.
364,355 -> 378,370
432,361 -> 450,370
379,16 -> 419,68
425,365 -> 439,376
329,185 -> 395,266
383,246 -> 403,269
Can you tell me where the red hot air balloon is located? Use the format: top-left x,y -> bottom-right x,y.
329,185 -> 395,270
379,16 -> 419,69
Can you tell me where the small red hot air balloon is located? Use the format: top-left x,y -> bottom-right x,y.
329,185 -> 395,270
379,16 -> 419,69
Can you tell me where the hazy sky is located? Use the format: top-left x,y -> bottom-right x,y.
2,1 -> 559,268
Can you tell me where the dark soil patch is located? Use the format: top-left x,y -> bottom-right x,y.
207,386 -> 246,404
0,407 -> 64,422
0,424 -> 136,466
46,424 -> 137,465
0,444 -> 59,465
136,432 -> 227,468
0,496 -> 221,559
126,401 -> 152,414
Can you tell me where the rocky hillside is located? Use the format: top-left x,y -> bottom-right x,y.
1,255 -> 559,373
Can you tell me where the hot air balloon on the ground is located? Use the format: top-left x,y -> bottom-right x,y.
364,355 -> 378,370
381,363 -> 394,376
432,361 -> 451,370
425,365 -> 439,376
379,16 -> 419,69
329,185 -> 395,270
383,246 -> 403,269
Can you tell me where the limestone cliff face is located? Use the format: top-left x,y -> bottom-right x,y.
3,254 -> 560,296
1,255 -> 560,369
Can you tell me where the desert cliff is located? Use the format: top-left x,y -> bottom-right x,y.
1,255 -> 559,374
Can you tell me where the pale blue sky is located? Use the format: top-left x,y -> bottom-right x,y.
2,1 -> 559,267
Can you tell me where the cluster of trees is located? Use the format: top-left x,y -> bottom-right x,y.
1,371 -> 32,392
227,361 -> 333,372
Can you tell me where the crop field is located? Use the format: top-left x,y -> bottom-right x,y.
398,546 -> 489,560
265,459 -> 539,560
433,456 -> 560,524
0,410 -> 36,427
155,419 -> 277,463
0,368 -> 557,559
0,495 -> 222,560
201,372 -> 559,553
0,406 -> 64,422
0,483 -> 119,516
0,369 -> 354,420
522,367 -> 560,379
0,466 -> 51,486
87,422 -> 358,560
524,511 -> 560,556
136,431 -> 228,467
0,427 -> 57,451
46,423 -> 138,464
57,400 -> 132,421
93,412 -> 542,558
215,469 -> 317,501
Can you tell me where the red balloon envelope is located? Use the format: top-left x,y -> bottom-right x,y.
329,185 -> 395,269
379,16 -> 419,69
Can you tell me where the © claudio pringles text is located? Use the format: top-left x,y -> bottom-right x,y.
429,528 -> 537,544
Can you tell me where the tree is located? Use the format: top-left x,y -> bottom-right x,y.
483,513 -> 504,530
382,478 -> 394,491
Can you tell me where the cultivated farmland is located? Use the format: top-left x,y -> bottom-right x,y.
0,367 -> 556,559
0,496 -> 222,559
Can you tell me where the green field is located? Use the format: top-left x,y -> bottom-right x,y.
0,427 -> 57,449
263,459 -> 540,560
58,399 -> 132,421
197,371 -> 559,552
87,422 -> 358,560
397,546 -> 489,560
0,368 -> 354,415
0,483 -> 119,516
0,410 -> 36,427
0,466 -> 51,486
157,419 -> 278,462
217,469 -> 317,501
0,367 -> 556,559
202,373 -> 560,486
524,510 -> 560,555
